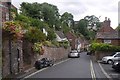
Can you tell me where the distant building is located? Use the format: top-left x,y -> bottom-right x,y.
96,17 -> 120,46
65,32 -> 80,50
55,31 -> 68,42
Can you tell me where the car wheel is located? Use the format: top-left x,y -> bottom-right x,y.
107,60 -> 113,64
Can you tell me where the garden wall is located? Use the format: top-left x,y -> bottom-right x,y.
92,51 -> 114,61
2,39 -> 23,78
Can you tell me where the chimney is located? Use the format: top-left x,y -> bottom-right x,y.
103,17 -> 111,27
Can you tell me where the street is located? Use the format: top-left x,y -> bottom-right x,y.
23,52 -> 108,79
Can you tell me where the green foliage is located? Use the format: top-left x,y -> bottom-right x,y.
47,29 -> 56,41
90,43 -> 120,52
51,41 -> 60,47
2,21 -> 24,39
42,41 -> 53,47
59,40 -> 70,49
33,42 -> 43,53
25,27 -> 46,43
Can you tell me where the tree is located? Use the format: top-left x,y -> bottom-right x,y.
61,12 -> 74,28
41,2 -> 60,28
77,19 -> 89,39
20,2 -> 42,19
84,15 -> 100,30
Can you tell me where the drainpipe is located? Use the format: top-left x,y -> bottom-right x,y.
7,2 -> 12,74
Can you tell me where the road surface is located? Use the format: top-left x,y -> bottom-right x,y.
24,52 -> 108,79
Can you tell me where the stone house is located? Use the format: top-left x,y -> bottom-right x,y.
96,17 -> 120,46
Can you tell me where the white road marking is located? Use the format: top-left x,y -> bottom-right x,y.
98,62 -> 112,79
23,58 -> 71,78
90,60 -> 96,80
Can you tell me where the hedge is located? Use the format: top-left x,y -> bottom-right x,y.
90,43 -> 120,52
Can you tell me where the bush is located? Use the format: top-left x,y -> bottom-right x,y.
90,43 -> 120,52
25,27 -> 46,43
42,41 -> 53,47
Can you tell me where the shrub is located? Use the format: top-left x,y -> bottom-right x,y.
90,43 -> 120,52
33,42 -> 44,55
42,41 -> 53,47
2,21 -> 24,39
24,27 -> 46,43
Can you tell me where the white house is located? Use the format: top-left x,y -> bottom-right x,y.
55,31 -> 68,42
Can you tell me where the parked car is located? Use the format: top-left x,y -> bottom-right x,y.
112,61 -> 120,72
87,51 -> 92,55
102,52 -> 120,64
68,50 -> 80,58
34,58 -> 54,70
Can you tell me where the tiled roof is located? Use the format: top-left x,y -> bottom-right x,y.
96,18 -> 119,39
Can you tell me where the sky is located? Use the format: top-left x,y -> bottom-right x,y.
11,0 -> 120,29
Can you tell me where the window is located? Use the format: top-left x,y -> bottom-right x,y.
104,40 -> 111,44
6,13 -> 9,21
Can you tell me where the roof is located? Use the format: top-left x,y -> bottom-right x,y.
65,32 -> 77,40
55,31 -> 66,39
96,18 -> 120,39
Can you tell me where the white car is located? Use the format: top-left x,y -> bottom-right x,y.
102,52 -> 120,64
68,50 -> 80,58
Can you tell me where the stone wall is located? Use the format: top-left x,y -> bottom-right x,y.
93,51 -> 114,61
2,36 -> 23,78
37,46 -> 71,62
22,40 -> 71,71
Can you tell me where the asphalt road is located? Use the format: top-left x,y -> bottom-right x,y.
100,63 -> 120,79
24,52 -> 108,79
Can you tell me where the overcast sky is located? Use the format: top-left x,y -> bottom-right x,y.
12,0 -> 120,29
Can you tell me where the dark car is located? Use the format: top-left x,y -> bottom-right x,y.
112,61 -> 120,72
34,58 -> 54,70
68,50 -> 80,58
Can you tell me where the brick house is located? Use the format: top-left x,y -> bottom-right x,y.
0,2 -> 17,25
96,17 -> 120,46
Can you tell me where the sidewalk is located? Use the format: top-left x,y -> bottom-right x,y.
2,67 -> 37,79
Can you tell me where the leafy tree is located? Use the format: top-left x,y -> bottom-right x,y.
61,12 -> 74,27
41,2 -> 60,27
20,2 -> 42,19
84,15 -> 100,30
76,19 -> 89,39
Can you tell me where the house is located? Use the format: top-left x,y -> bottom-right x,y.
65,32 -> 80,50
1,2 -> 24,78
96,17 -> 120,46
0,2 -> 17,25
55,31 -> 68,42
